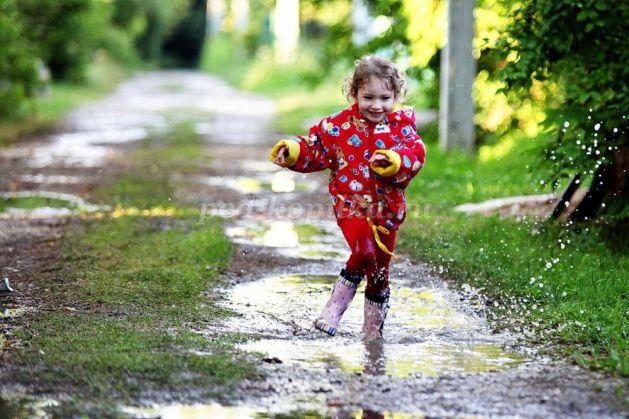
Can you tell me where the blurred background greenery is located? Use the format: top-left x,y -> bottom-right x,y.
2,0 -> 626,218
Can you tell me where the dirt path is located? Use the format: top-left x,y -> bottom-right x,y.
0,71 -> 625,418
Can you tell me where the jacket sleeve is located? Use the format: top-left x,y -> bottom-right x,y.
269,117 -> 335,173
370,107 -> 426,189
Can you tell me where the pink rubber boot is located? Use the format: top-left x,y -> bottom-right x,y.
362,297 -> 389,339
314,277 -> 357,336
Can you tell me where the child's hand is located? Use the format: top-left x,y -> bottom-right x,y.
369,153 -> 392,168
273,146 -> 290,166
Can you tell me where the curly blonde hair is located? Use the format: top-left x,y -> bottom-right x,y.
343,55 -> 407,103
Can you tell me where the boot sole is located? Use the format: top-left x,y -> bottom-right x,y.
313,319 -> 336,336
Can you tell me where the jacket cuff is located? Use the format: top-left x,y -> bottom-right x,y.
269,139 -> 300,166
370,149 -> 401,177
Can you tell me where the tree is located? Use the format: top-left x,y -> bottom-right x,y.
17,0 -> 106,81
496,0 -> 629,219
0,0 -> 39,118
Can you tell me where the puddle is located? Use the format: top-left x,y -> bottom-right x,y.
122,403 -> 268,418
123,404 -> 423,419
19,174 -> 92,185
0,398 -> 58,419
0,191 -> 106,219
28,128 -> 149,168
221,274 -> 525,377
226,220 -> 347,260
239,160 -> 279,173
197,172 -> 313,195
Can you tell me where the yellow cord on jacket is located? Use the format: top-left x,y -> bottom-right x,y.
366,217 -> 397,260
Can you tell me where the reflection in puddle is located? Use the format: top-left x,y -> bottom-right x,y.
222,274 -> 524,377
198,172 -> 312,195
0,398 -> 58,419
29,128 -> 148,168
240,160 -> 278,173
123,403 -> 263,418
200,176 -> 266,194
19,174 -> 90,185
271,171 -> 295,193
262,221 -> 299,247
124,404 -> 423,419
225,220 -> 346,260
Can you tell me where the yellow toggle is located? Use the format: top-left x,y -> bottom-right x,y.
366,217 -> 397,260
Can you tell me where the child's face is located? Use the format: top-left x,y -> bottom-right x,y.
356,76 -> 395,123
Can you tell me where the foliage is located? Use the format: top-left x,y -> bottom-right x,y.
0,0 -> 203,122
495,0 -> 629,194
0,0 -> 40,117
16,0 -> 108,82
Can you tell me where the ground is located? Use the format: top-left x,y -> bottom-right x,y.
0,72 -> 626,417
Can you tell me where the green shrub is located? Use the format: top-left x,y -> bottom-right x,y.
0,0 -> 39,118
16,0 -> 107,82
496,0 -> 628,198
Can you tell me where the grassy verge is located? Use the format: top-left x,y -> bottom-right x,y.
0,55 -> 129,147
14,124 -> 255,412
400,129 -> 628,376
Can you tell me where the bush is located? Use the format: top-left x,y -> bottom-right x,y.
496,0 -> 629,199
16,0 -> 107,82
0,0 -> 39,118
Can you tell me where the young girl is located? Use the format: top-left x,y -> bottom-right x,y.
269,55 -> 426,338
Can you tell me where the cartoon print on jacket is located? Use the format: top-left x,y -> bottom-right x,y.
336,148 -> 348,170
282,103 -> 426,230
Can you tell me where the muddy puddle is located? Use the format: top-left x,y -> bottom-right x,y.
0,398 -> 58,419
124,404 -> 423,418
220,273 -> 524,378
197,172 -> 316,195
225,220 -> 346,260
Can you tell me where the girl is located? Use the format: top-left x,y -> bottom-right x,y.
269,55 -> 426,338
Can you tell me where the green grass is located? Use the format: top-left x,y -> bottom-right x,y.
92,122 -> 210,209
0,197 -> 76,212
12,122 -> 255,409
400,129 -> 628,375
0,55 -> 129,147
17,215 -> 252,401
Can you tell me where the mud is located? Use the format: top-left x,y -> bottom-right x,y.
0,71 -> 626,418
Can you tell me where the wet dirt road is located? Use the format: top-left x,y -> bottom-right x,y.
0,71 -> 626,418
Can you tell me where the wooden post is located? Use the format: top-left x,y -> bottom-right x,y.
439,0 -> 476,152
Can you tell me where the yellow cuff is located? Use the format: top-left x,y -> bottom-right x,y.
370,149 -> 401,177
269,139 -> 301,166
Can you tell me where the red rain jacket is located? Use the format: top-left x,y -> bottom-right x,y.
270,103 -> 426,230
